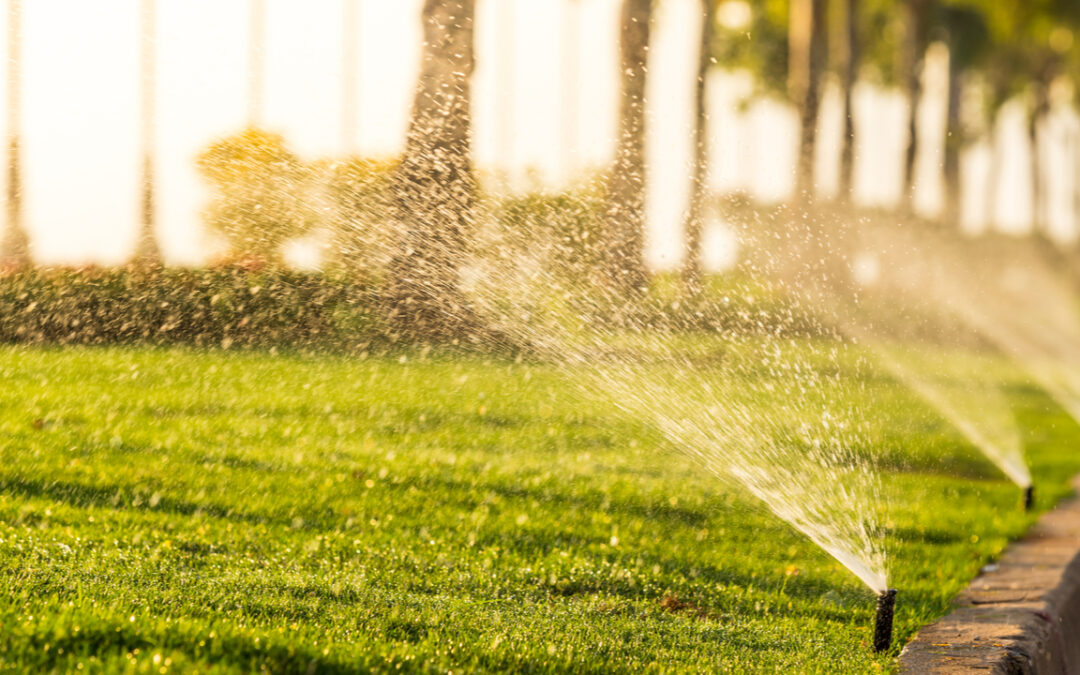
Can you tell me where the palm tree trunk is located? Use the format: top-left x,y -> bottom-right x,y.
1074,123 -> 1080,236
602,0 -> 651,299
1029,82 -> 1049,235
386,0 -> 478,341
134,0 -> 162,267
681,0 -> 713,294
837,0 -> 857,204
941,46 -> 961,225
901,0 -> 930,214
1,0 -> 29,268
791,0 -> 826,203
985,114 -> 1001,232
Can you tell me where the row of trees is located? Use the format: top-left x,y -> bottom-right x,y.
387,0 -> 1080,335
713,0 -> 1080,221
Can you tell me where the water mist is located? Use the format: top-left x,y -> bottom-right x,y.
465,235 -> 891,598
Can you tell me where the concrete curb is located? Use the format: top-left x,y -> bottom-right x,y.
899,477 -> 1080,674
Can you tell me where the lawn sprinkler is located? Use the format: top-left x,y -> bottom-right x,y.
872,589 -> 897,653
1024,485 -> 1034,511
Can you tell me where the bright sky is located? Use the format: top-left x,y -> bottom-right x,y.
1,0 -> 1072,267
10,0 -> 422,264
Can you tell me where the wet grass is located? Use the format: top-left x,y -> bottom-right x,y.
0,344 -> 1078,672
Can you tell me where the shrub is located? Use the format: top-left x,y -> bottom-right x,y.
322,156 -> 399,273
487,181 -> 606,279
197,129 -> 320,265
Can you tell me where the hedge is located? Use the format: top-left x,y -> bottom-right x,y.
0,263 -> 837,356
0,266 -> 385,352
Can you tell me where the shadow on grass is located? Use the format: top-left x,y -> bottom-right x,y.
889,525 -> 971,547
9,622 -> 363,675
870,444 -> 1007,482
415,473 -> 710,530
0,475 -> 279,528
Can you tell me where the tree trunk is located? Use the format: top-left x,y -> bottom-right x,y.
941,47 -> 962,226
900,0 -> 930,214
681,0 -> 713,295
602,0 -> 651,299
837,0 -> 857,204
1074,121 -> 1080,237
1,139 -> 28,268
985,114 -> 1000,232
386,0 -> 478,342
134,0 -> 162,267
1,0 -> 29,269
134,155 -> 161,266
791,0 -> 826,203
1029,82 -> 1049,235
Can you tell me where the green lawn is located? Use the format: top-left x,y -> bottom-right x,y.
0,344 -> 1078,673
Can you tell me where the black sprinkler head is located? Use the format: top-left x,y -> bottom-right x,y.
873,589 -> 897,653
1024,485 -> 1034,511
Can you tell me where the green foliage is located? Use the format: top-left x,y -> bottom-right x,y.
709,0 -> 1080,108
488,180 -> 607,280
856,0 -> 907,86
0,265 -> 830,355
0,266 -> 381,351
709,0 -> 913,90
712,0 -> 790,95
943,0 -> 1080,105
322,156 -> 399,273
197,129 -> 319,265
939,4 -> 991,72
0,344 -> 1077,671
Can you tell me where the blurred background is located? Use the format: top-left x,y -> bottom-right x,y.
0,0 -> 1077,270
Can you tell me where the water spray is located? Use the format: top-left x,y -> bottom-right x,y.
1024,485 -> 1034,512
872,589 -> 897,653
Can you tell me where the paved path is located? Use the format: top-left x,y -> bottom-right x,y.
900,477 -> 1080,674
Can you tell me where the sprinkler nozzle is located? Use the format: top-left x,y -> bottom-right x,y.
873,589 -> 897,653
1024,485 -> 1034,511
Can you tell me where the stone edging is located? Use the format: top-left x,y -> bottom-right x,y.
899,477 -> 1080,674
